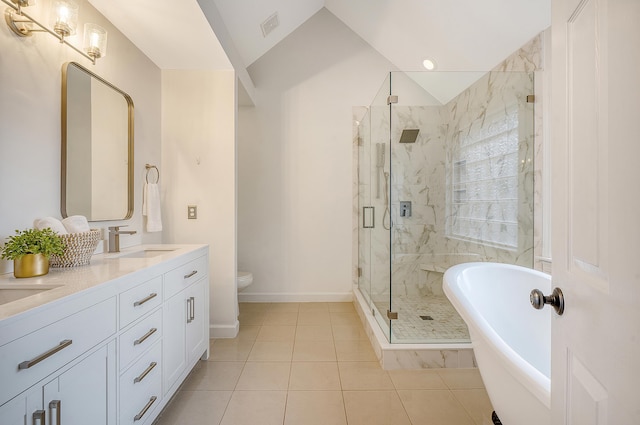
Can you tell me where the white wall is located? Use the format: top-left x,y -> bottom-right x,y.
0,0 -> 161,274
237,8 -> 396,301
161,70 -> 238,338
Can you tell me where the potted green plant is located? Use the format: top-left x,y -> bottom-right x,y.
1,228 -> 65,278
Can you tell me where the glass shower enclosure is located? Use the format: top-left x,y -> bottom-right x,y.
357,71 -> 535,344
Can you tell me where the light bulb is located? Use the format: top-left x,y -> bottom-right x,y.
422,58 -> 437,71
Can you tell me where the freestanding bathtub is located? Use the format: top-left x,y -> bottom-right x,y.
443,262 -> 551,425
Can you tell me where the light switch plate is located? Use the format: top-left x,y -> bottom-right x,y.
188,205 -> 197,219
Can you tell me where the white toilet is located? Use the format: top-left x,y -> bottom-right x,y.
237,271 -> 253,292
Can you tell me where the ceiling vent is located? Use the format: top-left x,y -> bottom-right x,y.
261,12 -> 279,38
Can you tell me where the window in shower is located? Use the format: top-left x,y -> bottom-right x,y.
448,104 -> 520,248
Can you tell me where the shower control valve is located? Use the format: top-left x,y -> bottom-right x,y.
400,201 -> 412,218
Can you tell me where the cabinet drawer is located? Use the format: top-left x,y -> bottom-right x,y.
119,308 -> 162,370
119,346 -> 162,425
120,276 -> 163,329
164,255 -> 208,299
120,341 -> 162,413
0,297 -> 116,405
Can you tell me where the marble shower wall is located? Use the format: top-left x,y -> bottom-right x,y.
354,33 -> 545,302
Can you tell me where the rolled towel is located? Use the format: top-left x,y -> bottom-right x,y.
62,215 -> 91,234
34,217 -> 68,235
142,182 -> 162,232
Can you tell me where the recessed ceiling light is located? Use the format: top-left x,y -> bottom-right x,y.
422,58 -> 437,70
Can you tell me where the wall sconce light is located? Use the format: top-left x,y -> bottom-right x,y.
2,0 -> 107,64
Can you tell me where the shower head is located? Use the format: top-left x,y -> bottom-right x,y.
399,129 -> 420,143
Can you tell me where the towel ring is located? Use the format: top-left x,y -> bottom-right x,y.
145,164 -> 160,184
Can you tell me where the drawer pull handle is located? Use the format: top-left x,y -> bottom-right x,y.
133,396 -> 157,421
134,328 -> 157,346
186,298 -> 192,323
184,270 -> 198,279
133,292 -> 158,307
49,400 -> 61,425
19,339 -> 73,370
134,361 -> 158,383
33,409 -> 46,425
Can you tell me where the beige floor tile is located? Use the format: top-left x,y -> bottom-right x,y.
289,362 -> 341,390
332,324 -> 368,341
220,391 -> 287,425
235,325 -> 261,341
155,390 -> 232,425
330,311 -> 361,326
269,302 -> 300,312
235,362 -> 291,390
239,302 -> 271,312
438,368 -> 486,389
284,391 -> 347,425
388,368 -> 448,390
256,325 -> 296,342
297,310 -> 331,325
338,361 -> 394,390
209,339 -> 254,361
295,325 -> 333,341
263,311 -> 298,325
237,311 -> 268,325
343,390 -> 411,425
247,341 -> 294,361
452,389 -> 495,425
397,389 -> 475,425
299,302 -> 329,312
292,339 -> 337,361
328,302 -> 356,312
181,361 -> 244,391
334,339 -> 378,361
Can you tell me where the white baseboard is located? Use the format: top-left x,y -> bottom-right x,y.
210,320 -> 239,339
238,292 -> 353,303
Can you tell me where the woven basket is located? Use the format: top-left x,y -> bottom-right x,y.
50,229 -> 101,268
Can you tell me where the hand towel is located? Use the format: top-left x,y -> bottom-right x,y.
61,215 -> 91,233
34,217 -> 68,235
143,182 -> 162,232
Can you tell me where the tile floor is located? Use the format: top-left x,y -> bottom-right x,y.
154,302 -> 494,425
373,295 -> 471,343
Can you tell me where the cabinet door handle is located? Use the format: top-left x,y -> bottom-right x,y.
186,298 -> 192,323
133,328 -> 157,346
133,361 -> 157,384
133,292 -> 157,307
33,409 -> 45,425
49,400 -> 61,425
133,396 -> 157,421
190,296 -> 195,321
19,340 -> 73,370
184,270 -> 198,279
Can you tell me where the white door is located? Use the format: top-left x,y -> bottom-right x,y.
551,0 -> 640,424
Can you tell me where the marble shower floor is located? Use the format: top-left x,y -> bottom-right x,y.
373,294 -> 471,343
153,302 -> 492,425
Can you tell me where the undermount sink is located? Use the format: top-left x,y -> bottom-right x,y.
0,286 -> 60,306
118,249 -> 176,259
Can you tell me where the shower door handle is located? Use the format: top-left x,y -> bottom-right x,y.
363,207 -> 375,229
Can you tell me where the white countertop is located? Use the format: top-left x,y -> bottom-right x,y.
0,244 -> 208,323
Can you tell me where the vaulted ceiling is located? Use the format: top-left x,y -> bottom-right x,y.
88,0 -> 550,81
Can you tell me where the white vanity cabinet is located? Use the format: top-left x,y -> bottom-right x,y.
0,244 -> 210,425
163,255 -> 209,394
0,296 -> 118,425
0,342 -> 116,425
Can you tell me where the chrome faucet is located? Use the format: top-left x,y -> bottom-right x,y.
108,226 -> 137,253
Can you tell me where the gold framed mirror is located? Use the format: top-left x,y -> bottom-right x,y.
61,62 -> 134,221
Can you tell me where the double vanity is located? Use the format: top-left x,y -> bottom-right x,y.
0,244 -> 209,425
